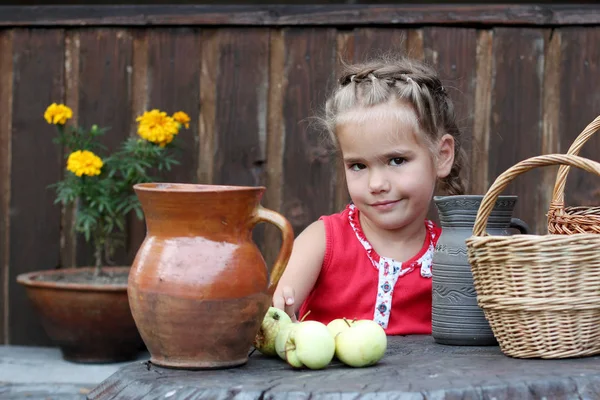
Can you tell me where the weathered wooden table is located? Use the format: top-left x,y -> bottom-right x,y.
88,336 -> 600,399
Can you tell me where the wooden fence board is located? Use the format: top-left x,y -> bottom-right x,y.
211,28 -> 270,256
146,28 -> 200,185
0,30 -> 13,344
148,28 -> 199,192
8,29 -> 65,345
197,28 -> 217,186
539,28 -> 561,229
212,29 -> 269,187
2,22 -> 600,346
331,31 -> 353,213
263,29 -> 286,268
471,30 -> 494,196
125,29 -> 149,264
74,29 -> 133,267
423,27 -> 478,195
423,27 -> 478,225
488,28 -> 545,234
352,28 -> 408,64
59,31 -> 79,270
3,5 -> 600,27
281,28 -> 337,237
557,27 -> 600,209
125,28 -> 201,264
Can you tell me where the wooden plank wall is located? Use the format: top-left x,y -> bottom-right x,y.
1,5 -> 600,345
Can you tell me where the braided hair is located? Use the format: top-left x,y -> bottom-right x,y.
323,56 -> 467,196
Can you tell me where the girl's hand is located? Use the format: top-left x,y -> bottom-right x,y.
273,286 -> 298,322
271,219 -> 327,324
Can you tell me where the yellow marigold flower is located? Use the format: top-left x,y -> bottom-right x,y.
172,111 -> 191,129
44,103 -> 73,125
66,150 -> 103,177
136,109 -> 179,147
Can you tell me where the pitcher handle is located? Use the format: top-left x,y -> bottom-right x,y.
252,205 -> 294,295
509,217 -> 530,234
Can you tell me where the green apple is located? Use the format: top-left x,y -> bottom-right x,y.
275,321 -> 297,360
326,317 -> 357,338
253,306 -> 293,357
335,319 -> 387,367
284,320 -> 335,369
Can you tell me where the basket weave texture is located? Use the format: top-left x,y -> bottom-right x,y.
466,154 -> 600,359
548,116 -> 600,234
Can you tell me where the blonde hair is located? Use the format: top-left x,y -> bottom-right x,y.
323,55 -> 467,196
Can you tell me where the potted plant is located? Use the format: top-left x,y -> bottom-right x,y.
16,103 -> 190,363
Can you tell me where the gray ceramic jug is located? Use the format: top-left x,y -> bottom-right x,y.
431,195 -> 530,346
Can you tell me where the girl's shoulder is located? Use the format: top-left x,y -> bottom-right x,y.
318,204 -> 355,237
318,204 -> 351,223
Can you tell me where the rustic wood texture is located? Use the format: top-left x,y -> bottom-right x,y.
557,27 -> 600,210
424,27 -> 478,195
488,28 -> 546,234
352,28 -> 408,64
88,335 -> 600,400
406,29 -> 425,61
281,28 -> 337,237
8,29 -> 65,345
125,30 -> 149,264
197,29 -> 217,186
332,31 -> 353,213
0,30 -> 13,344
212,28 -> 270,255
60,30 -> 79,270
212,29 -> 268,187
2,5 -> 600,27
75,29 -> 134,267
422,27 -> 478,226
1,383 -> 92,400
2,18 -> 600,345
262,29 -> 286,268
539,28 -> 562,231
471,30 -> 494,196
126,28 -> 202,263
146,28 -> 200,184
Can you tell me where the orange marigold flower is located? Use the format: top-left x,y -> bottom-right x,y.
173,111 -> 191,129
66,150 -> 103,177
136,109 -> 179,147
44,103 -> 73,125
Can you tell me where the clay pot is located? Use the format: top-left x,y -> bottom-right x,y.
16,266 -> 143,363
432,195 -> 530,346
128,183 -> 294,369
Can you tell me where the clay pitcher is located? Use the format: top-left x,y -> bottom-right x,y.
128,183 -> 294,369
431,195 -> 530,346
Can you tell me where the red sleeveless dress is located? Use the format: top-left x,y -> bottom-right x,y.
298,204 -> 441,335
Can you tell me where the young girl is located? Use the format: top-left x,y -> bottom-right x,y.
273,56 -> 467,335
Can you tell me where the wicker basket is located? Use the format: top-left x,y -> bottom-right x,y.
548,115 -> 600,234
466,154 -> 600,359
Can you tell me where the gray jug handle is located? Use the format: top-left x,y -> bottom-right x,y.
510,218 -> 530,234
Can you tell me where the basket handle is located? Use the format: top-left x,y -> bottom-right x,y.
550,115 -> 600,207
473,154 -> 600,237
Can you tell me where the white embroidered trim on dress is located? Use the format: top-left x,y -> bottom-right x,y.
347,203 -> 436,329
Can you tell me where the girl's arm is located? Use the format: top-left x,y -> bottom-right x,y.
272,219 -> 326,320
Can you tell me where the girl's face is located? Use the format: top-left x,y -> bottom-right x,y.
336,101 -> 453,232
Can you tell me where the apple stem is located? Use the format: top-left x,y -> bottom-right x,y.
248,348 -> 257,357
299,310 -> 311,322
284,345 -> 296,353
343,317 -> 352,327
